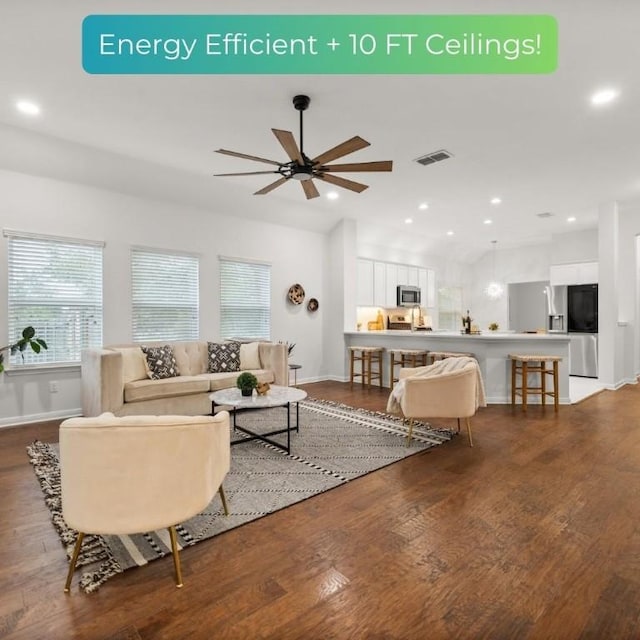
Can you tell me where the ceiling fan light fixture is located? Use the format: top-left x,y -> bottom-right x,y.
290,169 -> 313,181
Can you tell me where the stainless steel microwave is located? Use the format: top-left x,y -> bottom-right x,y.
397,285 -> 421,307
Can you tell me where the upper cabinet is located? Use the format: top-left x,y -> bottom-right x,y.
357,258 -> 436,308
550,261 -> 598,285
356,259 -> 374,306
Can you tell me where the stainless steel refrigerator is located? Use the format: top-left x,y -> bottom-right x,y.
545,284 -> 598,378
567,284 -> 598,378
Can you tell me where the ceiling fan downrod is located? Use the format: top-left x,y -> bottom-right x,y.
293,94 -> 310,161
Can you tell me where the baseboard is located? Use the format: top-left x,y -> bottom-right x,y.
0,408 -> 82,429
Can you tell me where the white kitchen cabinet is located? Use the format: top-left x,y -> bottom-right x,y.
418,268 -> 436,308
579,261 -> 598,284
373,261 -> 386,306
356,259 -> 374,306
385,262 -> 398,307
396,265 -> 408,287
550,262 -> 598,285
407,267 -> 419,287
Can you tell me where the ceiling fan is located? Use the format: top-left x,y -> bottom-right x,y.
213,94 -> 393,199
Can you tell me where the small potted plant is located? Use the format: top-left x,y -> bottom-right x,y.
0,326 -> 48,373
236,371 -> 258,397
488,322 -> 499,332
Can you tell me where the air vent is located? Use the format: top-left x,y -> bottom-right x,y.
536,212 -> 555,218
415,149 -> 453,166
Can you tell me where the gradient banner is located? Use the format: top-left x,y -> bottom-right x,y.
83,14 -> 557,75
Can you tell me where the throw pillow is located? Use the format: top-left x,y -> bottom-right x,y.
208,341 -> 241,373
141,345 -> 180,380
240,342 -> 261,370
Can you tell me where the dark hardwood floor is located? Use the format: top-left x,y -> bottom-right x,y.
2,381 -> 640,639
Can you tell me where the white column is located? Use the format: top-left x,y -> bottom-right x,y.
597,201 -> 621,388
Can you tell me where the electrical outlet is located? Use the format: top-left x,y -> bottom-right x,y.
49,381 -> 59,394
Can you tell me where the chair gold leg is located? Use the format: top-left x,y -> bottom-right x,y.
219,484 -> 229,516
466,417 -> 474,448
168,526 -> 184,588
456,417 -> 461,433
64,531 -> 85,593
406,417 -> 414,447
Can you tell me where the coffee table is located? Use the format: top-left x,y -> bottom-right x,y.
210,385 -> 307,454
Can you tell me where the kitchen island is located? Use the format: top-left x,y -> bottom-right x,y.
344,331 -> 571,404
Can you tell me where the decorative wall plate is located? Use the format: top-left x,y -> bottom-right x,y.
288,283 -> 305,305
307,298 -> 319,312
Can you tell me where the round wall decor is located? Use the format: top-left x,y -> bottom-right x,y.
288,283 -> 305,305
307,298 -> 319,312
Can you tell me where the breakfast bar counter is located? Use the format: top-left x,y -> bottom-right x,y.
344,331 -> 571,404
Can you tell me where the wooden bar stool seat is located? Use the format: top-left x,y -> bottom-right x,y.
428,351 -> 474,364
348,346 -> 385,389
509,354 -> 562,411
388,349 -> 429,389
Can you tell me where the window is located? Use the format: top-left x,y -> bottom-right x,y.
5,231 -> 103,367
438,286 -> 464,331
219,257 -> 271,340
131,248 -> 199,341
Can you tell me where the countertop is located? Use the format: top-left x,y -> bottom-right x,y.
345,330 -> 570,341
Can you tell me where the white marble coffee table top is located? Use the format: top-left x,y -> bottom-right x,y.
210,384 -> 307,409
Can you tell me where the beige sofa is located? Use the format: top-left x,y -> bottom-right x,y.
81,341 -> 288,417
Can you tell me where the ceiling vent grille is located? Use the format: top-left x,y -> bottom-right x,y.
536,212 -> 555,218
415,149 -> 453,166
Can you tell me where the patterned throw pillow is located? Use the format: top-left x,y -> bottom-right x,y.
208,341 -> 241,373
141,345 -> 180,380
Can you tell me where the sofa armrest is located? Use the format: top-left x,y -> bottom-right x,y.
258,342 -> 288,386
81,348 -> 125,416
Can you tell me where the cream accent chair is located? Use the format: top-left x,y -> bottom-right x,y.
398,362 -> 481,447
60,411 -> 231,592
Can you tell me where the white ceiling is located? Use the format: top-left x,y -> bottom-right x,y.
2,0 -> 639,263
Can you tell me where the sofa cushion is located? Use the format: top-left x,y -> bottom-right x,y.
240,342 -> 261,370
124,376 -> 209,403
170,341 -> 208,376
201,369 -> 275,391
208,341 -> 240,373
141,345 -> 180,380
112,347 -> 148,383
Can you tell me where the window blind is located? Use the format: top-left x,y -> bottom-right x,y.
131,248 -> 199,341
438,286 -> 464,331
6,233 -> 103,366
219,258 -> 271,340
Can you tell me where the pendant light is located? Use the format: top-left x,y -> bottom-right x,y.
485,240 -> 504,300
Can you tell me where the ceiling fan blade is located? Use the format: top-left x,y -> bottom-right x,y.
311,136 -> 370,165
214,171 -> 280,177
315,173 -> 369,193
254,177 -> 289,195
215,149 -> 282,166
320,160 -> 393,173
272,129 -> 304,164
301,180 -> 320,200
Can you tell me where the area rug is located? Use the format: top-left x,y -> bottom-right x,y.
27,398 -> 454,592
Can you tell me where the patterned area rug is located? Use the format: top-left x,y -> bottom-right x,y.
27,398 -> 453,592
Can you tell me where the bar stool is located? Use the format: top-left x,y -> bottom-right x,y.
509,354 -> 562,411
388,349 -> 429,389
428,351 -> 474,364
348,346 -> 385,389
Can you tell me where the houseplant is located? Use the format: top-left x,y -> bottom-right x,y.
236,371 -> 258,396
0,326 -> 48,373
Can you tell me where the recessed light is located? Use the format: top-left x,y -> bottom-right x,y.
418,202 -> 429,210
405,218 -> 413,224
326,191 -> 339,200
490,197 -> 502,205
16,100 -> 41,116
590,89 -> 618,106
567,216 -> 577,223
446,230 -> 454,236
484,219 -> 493,225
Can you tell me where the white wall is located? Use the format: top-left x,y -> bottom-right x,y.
0,169 -> 327,425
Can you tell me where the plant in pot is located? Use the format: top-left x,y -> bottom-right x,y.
0,326 -> 48,373
236,372 -> 258,397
